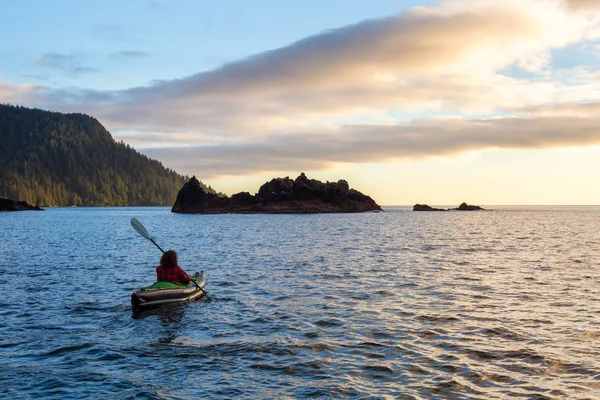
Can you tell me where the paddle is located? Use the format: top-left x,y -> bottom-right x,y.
130,217 -> 208,298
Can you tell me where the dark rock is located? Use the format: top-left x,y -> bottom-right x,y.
257,176 -> 296,202
455,202 -> 484,211
0,198 -> 43,211
231,192 -> 257,206
413,204 -> 446,211
170,176 -> 226,213
413,202 -> 484,211
172,173 -> 382,214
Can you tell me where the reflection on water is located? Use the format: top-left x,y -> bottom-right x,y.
132,302 -> 188,323
1,206 -> 600,399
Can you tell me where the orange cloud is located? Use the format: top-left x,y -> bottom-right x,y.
0,79 -> 38,104
142,106 -> 600,177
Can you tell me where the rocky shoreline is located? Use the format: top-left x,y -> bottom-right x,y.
0,198 -> 43,211
172,173 -> 382,214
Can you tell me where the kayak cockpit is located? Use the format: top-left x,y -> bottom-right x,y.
131,270 -> 206,310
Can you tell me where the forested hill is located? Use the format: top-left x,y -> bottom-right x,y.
0,104 -> 213,206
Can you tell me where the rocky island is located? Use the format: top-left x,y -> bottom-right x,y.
413,204 -> 447,211
0,198 -> 43,211
172,173 -> 382,214
413,202 -> 484,211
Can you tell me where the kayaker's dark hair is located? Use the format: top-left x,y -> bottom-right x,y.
160,250 -> 178,269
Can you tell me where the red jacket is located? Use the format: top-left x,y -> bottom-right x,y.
156,265 -> 191,284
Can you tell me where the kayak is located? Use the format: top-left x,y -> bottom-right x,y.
131,270 -> 207,310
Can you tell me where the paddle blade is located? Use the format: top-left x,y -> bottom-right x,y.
130,217 -> 151,240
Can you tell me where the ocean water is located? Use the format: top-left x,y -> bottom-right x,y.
1,206 -> 600,399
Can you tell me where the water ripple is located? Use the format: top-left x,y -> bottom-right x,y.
1,206 -> 600,398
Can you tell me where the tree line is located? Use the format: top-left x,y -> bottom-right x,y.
0,104 -> 213,206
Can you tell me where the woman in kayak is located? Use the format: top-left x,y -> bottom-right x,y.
156,250 -> 191,284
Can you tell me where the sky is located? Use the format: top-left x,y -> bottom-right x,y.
2,0 -> 600,205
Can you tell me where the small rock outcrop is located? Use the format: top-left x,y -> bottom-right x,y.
454,202 -> 484,211
413,204 -> 446,211
172,173 -> 382,214
170,176 -> 227,213
0,198 -> 43,211
413,202 -> 484,211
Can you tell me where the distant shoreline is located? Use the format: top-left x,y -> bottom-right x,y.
23,204 -> 600,209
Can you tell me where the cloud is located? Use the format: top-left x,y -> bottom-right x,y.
110,50 -> 152,60
140,106 -> 600,177
23,0 -> 600,177
519,101 -> 600,116
146,0 -> 171,14
21,73 -> 50,81
0,79 -> 38,103
39,0 -> 598,124
35,53 -> 97,76
564,0 -> 600,9
92,24 -> 124,36
91,24 -> 144,45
